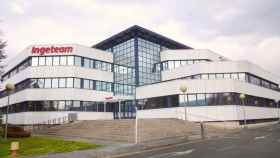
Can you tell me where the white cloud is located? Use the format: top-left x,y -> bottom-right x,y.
9,0 -> 30,15
1,0 -> 280,76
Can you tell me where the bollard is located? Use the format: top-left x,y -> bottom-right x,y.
200,122 -> 205,139
10,141 -> 19,158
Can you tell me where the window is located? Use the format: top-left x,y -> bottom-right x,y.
83,79 -> 90,89
197,94 -> 206,106
188,94 -> 197,106
74,78 -> 81,88
95,61 -> 101,69
37,79 -> 44,88
231,73 -> 239,80
75,56 -> 82,66
90,60 -> 95,68
224,73 -> 231,79
65,101 -> 72,110
52,78 -> 59,88
96,81 -> 101,91
249,75 -> 261,86
201,74 -> 208,80
163,62 -> 168,70
174,61 -> 180,68
72,101 -> 81,111
84,58 -> 90,68
45,78 -> 52,88
180,60 -> 187,66
209,74 -> 216,79
67,56 -> 74,65
66,78 -> 73,88
89,80 -> 93,89
58,101 -> 65,111
46,57 -> 53,66
216,74 -> 224,79
60,56 -> 67,65
238,73 -> 246,82
53,57 -> 60,66
206,93 -> 215,105
30,79 -> 38,88
262,80 -> 270,88
32,57 -> 38,66
59,78 -> 66,88
168,61 -> 175,70
187,60 -> 194,65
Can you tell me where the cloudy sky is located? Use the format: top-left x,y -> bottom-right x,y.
1,0 -> 280,74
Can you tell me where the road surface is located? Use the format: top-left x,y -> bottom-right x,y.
114,124 -> 280,158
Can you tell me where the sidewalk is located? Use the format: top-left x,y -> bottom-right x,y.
30,124 -> 241,158
30,134 -> 205,158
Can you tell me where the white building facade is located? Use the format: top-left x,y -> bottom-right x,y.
136,49 -> 280,123
1,25 -> 280,125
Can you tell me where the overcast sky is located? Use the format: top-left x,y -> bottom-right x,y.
1,0 -> 280,75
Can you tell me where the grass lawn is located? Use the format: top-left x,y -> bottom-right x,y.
0,136 -> 100,158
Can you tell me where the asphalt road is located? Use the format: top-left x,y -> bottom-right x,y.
114,124 -> 280,158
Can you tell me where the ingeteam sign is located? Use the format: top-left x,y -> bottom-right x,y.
31,46 -> 73,55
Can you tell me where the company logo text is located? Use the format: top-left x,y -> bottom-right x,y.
31,46 -> 73,55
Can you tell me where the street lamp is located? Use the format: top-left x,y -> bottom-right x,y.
239,93 -> 247,128
4,83 -> 15,140
179,85 -> 188,121
276,100 -> 280,123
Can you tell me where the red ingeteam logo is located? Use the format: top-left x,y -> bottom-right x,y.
31,46 -> 73,55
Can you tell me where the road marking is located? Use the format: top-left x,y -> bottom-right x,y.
254,134 -> 270,140
174,149 -> 195,156
108,136 -> 237,158
107,140 -> 204,158
217,146 -> 235,151
147,149 -> 195,158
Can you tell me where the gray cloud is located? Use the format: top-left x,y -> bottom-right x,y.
1,0 -> 280,75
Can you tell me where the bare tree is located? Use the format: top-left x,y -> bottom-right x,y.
0,32 -> 7,76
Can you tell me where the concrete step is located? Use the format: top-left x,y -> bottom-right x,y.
34,118 -> 207,143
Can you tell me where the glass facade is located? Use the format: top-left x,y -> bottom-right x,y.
176,72 -> 279,91
138,92 -> 277,110
1,55 -> 112,82
111,39 -> 136,95
0,101 -> 108,113
0,77 -> 114,98
154,59 -> 211,72
138,38 -> 161,85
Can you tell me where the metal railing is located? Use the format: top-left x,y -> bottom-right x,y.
31,115 -> 75,131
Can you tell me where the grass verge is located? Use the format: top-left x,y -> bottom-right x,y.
0,136 -> 100,158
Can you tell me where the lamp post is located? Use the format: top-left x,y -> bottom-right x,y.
276,100 -> 280,123
135,105 -> 138,144
239,93 -> 247,128
179,85 -> 188,121
4,83 -> 15,140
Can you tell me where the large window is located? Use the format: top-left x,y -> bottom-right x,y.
74,78 -> 81,88
74,56 -> 82,66
45,78 -> 52,88
2,55 -> 114,82
66,78 -> 73,88
52,78 -> 59,88
180,72 -> 279,91
53,56 -> 60,66
32,57 -> 38,66
46,57 -> 53,66
60,56 -> 67,65
59,78 -> 66,88
177,92 -> 277,108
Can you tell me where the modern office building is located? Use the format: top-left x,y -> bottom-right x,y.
1,25 -> 280,125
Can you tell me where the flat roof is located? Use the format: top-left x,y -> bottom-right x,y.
92,25 -> 192,50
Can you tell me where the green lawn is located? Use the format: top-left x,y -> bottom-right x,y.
0,136 -> 100,158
